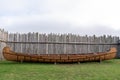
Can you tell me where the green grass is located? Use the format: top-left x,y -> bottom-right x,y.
0,59 -> 120,80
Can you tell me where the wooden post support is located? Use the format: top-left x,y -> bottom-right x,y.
99,59 -> 102,63
54,62 -> 57,65
78,62 -> 80,64
20,59 -> 23,63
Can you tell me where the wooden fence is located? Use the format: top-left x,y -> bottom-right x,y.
0,29 -> 120,60
7,33 -> 119,54
0,29 -> 8,60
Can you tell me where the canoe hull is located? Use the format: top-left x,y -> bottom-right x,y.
3,47 -> 117,63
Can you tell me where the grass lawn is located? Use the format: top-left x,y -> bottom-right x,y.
0,59 -> 120,80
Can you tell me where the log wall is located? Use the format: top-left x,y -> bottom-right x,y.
7,33 -> 119,54
0,29 -> 119,60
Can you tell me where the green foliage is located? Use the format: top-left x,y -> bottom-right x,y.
0,59 -> 120,80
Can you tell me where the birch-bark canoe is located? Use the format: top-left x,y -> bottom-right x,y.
3,46 -> 116,63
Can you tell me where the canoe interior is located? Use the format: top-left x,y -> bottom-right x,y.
3,47 -> 117,63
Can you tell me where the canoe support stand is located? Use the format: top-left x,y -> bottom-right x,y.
54,62 -> 57,65
78,62 -> 80,64
20,59 -> 23,63
99,59 -> 102,63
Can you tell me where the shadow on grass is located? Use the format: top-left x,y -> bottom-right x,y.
0,61 -> 58,65
102,59 -> 119,64
0,59 -> 117,65
0,61 -> 22,65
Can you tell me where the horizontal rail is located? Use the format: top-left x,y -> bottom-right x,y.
0,40 -> 118,45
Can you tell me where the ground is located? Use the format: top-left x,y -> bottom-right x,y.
0,59 -> 120,80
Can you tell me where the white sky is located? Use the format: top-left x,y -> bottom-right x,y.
0,0 -> 120,35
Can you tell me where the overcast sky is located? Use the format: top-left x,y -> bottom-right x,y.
0,0 -> 120,35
